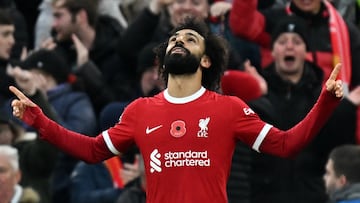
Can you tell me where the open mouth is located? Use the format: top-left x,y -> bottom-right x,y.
170,46 -> 189,55
284,56 -> 295,62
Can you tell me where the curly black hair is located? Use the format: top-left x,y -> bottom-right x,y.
155,17 -> 229,91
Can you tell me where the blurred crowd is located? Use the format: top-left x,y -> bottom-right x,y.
0,0 -> 360,203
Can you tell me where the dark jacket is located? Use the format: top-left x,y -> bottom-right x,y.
116,178 -> 146,203
54,15 -> 134,114
70,161 -> 122,203
239,61 -> 357,203
0,59 -> 15,107
46,83 -> 98,203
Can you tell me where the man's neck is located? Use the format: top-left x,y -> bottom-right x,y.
166,71 -> 202,98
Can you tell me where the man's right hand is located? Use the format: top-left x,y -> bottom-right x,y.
9,86 -> 37,119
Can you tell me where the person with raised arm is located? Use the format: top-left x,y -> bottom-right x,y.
9,18 -> 343,203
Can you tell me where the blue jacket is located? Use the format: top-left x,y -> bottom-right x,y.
331,183 -> 360,203
70,161 -> 122,203
47,83 -> 98,203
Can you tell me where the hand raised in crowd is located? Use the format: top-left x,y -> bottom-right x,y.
346,86 -> 360,106
325,63 -> 343,98
149,0 -> 174,14
9,86 -> 37,120
20,46 -> 28,61
40,37 -> 57,50
210,1 -> 232,18
121,155 -> 141,186
72,34 -> 89,67
6,66 -> 45,96
243,59 -> 268,95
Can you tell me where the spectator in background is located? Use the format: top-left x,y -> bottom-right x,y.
0,0 -> 28,60
230,16 -> 358,203
324,145 -> 360,203
34,0 -> 53,49
0,111 -> 20,145
116,154 -> 146,203
35,0 -> 128,49
42,0 -> 132,114
0,145 -> 40,203
98,0 -> 128,29
69,157 -> 131,203
0,9 -> 16,108
13,0 -> 41,49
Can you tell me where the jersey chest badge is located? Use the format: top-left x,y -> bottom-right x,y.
197,117 -> 210,138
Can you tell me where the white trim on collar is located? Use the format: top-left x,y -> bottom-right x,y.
164,87 -> 206,104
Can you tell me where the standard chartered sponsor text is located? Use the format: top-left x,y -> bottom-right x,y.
164,150 -> 210,167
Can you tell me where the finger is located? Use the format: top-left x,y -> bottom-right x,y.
20,46 -> 28,61
71,34 -> 82,49
6,63 -> 14,76
9,86 -> 28,100
11,99 -> 23,118
329,63 -> 341,81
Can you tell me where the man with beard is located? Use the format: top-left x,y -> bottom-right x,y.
42,0 -> 132,114
9,18 -> 344,203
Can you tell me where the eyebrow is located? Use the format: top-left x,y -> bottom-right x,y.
173,31 -> 204,40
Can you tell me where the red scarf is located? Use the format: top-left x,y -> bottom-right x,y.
104,156 -> 124,188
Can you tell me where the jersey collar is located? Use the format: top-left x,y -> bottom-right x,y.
164,86 -> 206,104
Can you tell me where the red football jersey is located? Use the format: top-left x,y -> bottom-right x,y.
104,87 -> 278,202
34,86 -> 339,203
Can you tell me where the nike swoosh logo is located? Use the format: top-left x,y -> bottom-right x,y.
146,125 -> 163,134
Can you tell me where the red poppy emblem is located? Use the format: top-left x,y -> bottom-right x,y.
170,120 -> 186,138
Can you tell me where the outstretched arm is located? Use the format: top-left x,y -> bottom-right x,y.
10,86 -> 114,163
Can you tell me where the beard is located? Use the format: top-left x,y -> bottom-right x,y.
163,45 -> 201,75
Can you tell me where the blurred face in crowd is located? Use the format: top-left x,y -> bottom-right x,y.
292,0 -> 322,14
323,159 -> 345,196
0,153 -> 21,203
272,32 -> 307,81
0,123 -> 13,145
52,0 -> 78,41
141,66 -> 163,96
167,0 -> 209,27
0,24 -> 14,60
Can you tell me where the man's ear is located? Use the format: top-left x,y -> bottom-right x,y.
339,174 -> 348,187
200,55 -> 211,69
76,9 -> 87,24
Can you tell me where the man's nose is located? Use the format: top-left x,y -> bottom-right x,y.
175,38 -> 185,46
285,41 -> 295,49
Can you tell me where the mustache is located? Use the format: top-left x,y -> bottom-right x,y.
169,43 -> 191,55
